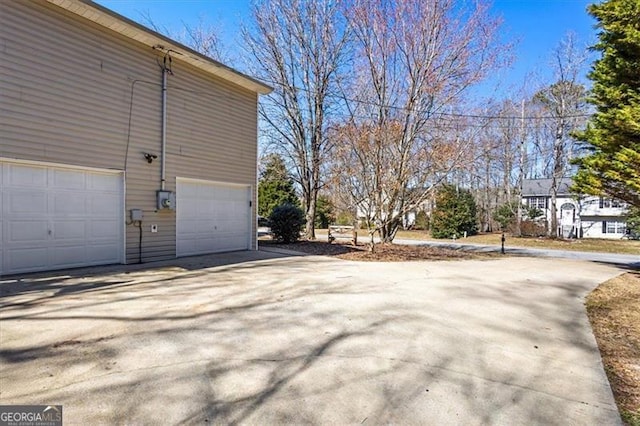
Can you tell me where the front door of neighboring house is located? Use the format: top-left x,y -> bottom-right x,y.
560,203 -> 575,238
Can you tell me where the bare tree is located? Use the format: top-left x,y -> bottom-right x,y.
533,33 -> 588,237
244,0 -> 350,239
140,11 -> 227,62
333,0 -> 507,244
468,99 -> 523,233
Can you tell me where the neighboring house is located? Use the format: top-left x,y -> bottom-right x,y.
1,0 -> 271,275
522,178 -> 628,239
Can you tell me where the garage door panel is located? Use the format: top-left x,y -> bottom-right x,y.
53,221 -> 86,241
52,246 -> 87,266
1,162 -> 123,275
53,191 -> 87,215
198,199 -> 215,215
177,239 -> 197,256
88,173 -> 121,191
8,164 -> 47,187
177,180 -> 251,257
7,248 -> 48,272
7,191 -> 47,215
8,220 -> 49,243
86,244 -> 121,262
90,193 -> 121,216
89,220 -> 120,239
52,169 -> 86,190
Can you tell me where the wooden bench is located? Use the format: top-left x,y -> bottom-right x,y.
328,225 -> 357,245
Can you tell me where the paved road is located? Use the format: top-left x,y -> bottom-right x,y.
394,238 -> 640,269
0,251 -> 624,425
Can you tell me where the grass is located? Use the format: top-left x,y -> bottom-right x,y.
390,230 -> 640,255
586,273 -> 640,425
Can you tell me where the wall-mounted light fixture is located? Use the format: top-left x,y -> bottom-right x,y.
144,153 -> 158,164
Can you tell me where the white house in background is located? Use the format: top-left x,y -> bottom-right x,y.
522,178 -> 628,239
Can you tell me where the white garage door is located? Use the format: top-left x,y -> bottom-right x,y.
1,161 -> 124,275
176,179 -> 251,257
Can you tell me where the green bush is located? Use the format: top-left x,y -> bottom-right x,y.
269,203 -> 305,243
413,210 -> 429,230
493,202 -> 518,231
314,195 -> 336,229
626,205 -> 640,239
430,184 -> 478,239
336,211 -> 355,226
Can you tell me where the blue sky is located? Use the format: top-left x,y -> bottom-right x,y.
98,0 -> 597,97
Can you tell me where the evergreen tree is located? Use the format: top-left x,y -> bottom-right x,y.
626,205 -> 640,238
314,195 -> 336,229
258,154 -> 299,217
573,0 -> 640,207
431,184 -> 478,239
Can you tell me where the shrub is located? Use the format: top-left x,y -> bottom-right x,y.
493,202 -> 518,231
269,203 -> 305,243
336,211 -> 355,226
430,184 -> 478,239
520,220 -> 546,237
413,210 -> 429,231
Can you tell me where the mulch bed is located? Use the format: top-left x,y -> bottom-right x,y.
260,239 -> 474,261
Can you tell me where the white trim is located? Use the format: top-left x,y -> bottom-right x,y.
176,176 -> 251,188
0,157 -> 124,174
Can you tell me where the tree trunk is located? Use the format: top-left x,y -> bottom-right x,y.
549,116 -> 565,238
380,219 -> 400,243
305,194 -> 317,240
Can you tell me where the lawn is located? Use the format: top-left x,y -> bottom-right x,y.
312,229 -> 639,255
391,230 -> 640,255
586,273 -> 640,426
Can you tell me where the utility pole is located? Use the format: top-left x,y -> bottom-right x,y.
516,99 -> 526,236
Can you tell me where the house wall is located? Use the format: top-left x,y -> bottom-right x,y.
580,197 -> 627,217
1,0 -> 258,263
581,217 -> 627,239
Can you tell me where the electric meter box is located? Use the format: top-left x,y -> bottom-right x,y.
156,190 -> 175,210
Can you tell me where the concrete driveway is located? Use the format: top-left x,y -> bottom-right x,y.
0,251 -> 624,425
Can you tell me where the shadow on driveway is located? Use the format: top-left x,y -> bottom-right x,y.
0,254 -> 625,425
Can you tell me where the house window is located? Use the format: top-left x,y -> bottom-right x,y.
603,221 -> 626,234
527,197 -> 547,210
599,197 -> 624,208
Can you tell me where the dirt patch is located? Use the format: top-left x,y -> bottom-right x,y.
586,272 -> 640,425
260,239 -> 476,261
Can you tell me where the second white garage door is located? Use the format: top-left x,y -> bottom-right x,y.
176,179 -> 251,257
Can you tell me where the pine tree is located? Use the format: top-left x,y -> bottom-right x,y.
431,185 -> 478,239
573,0 -> 640,207
258,154 -> 299,218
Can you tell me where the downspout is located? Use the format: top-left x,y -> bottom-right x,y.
160,66 -> 167,191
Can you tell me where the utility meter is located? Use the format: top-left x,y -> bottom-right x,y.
156,190 -> 175,210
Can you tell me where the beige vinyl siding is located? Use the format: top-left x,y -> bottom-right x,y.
1,0 -> 258,262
